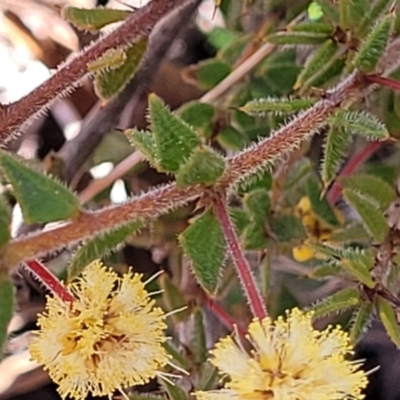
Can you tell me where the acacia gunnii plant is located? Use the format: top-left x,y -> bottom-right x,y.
1,0 -> 400,399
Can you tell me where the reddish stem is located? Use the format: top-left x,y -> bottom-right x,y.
24,259 -> 75,303
366,75 -> 400,92
213,194 -> 267,320
201,295 -> 247,336
327,141 -> 382,205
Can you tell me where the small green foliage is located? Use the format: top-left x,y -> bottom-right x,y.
340,173 -> 396,210
357,0 -> 391,36
88,48 -> 126,73
0,151 -> 80,224
162,381 -> 189,400
243,189 -> 270,224
310,286 -> 361,319
328,110 -> 389,140
240,96 -> 316,116
310,263 -> 342,279
149,94 -> 201,173
354,13 -> 394,73
68,221 -> 142,280
343,188 -> 389,242
0,196 -> 11,248
178,102 -> 215,139
321,126 -> 351,187
179,210 -> 226,294
314,0 -> 340,24
176,147 -> 226,187
62,7 -> 131,32
184,59 -> 231,90
190,308 -> 207,364
295,39 -> 338,90
267,30 -> 330,45
0,277 -> 13,359
377,296 -> 400,347
94,38 -> 147,100
125,129 -> 157,163
350,303 -> 373,343
242,222 -> 268,250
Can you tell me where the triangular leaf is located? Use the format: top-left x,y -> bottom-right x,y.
340,173 -> 396,210
343,188 -> 389,242
0,152 -> 80,224
176,146 -> 225,187
0,277 -> 13,360
125,129 -> 157,164
321,126 -> 351,188
310,287 -> 361,319
94,38 -> 147,100
149,94 -> 201,173
62,7 -> 131,32
377,296 -> 400,347
179,210 -> 226,294
68,221 -> 142,280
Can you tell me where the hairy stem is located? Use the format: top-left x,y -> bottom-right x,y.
23,260 -> 74,302
0,0 -> 185,143
213,193 -> 267,320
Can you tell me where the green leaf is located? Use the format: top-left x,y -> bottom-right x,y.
217,127 -> 247,151
354,13 -> 394,73
307,179 -> 339,226
190,307 -> 207,364
348,0 -> 371,29
328,110 -> 389,140
290,22 -> 333,35
183,59 -> 231,90
88,48 -> 126,73
179,210 -> 226,294
94,38 -> 147,100
62,7 -> 131,32
310,262 -> 342,279
340,174 -> 396,210
343,188 -> 389,242
243,189 -> 270,224
149,94 -> 201,173
68,221 -> 142,280
242,222 -> 268,250
196,362 -> 219,391
162,381 -> 188,400
315,0 -> 340,24
357,0 -> 391,36
176,147 -> 225,187
178,102 -> 215,139
267,31 -> 329,45
294,39 -> 339,90
270,215 -> 307,242
310,287 -> 361,319
349,303 -> 373,343
230,208 -> 251,235
125,129 -> 157,164
240,96 -> 316,116
0,196 -> 11,248
377,296 -> 400,347
301,57 -> 345,90
321,126 -> 351,187
0,277 -> 13,360
0,152 -> 80,224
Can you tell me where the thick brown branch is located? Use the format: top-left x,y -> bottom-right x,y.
0,0 -> 185,143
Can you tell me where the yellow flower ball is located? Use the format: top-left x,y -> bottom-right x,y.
195,308 -> 368,400
29,260 -> 170,400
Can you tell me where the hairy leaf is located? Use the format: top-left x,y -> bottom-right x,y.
178,102 -> 215,139
94,38 -> 147,100
243,189 -> 270,225
68,221 -> 142,280
176,147 -> 225,187
354,13 -> 394,73
240,96 -> 316,116
267,31 -> 329,45
328,110 -> 389,140
88,48 -> 126,73
310,287 -> 361,319
357,0 -> 391,36
349,303 -> 373,343
62,7 -> 131,32
149,94 -> 201,173
340,173 -> 396,210
310,262 -> 342,279
179,210 -> 226,293
314,0 -> 340,24
343,188 -> 389,242
321,126 -> 351,187
125,129 -> 157,163
242,221 -> 268,250
0,152 -> 80,224
377,296 -> 400,347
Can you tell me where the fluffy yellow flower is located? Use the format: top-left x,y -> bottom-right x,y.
195,308 -> 367,400
29,260 -> 170,400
